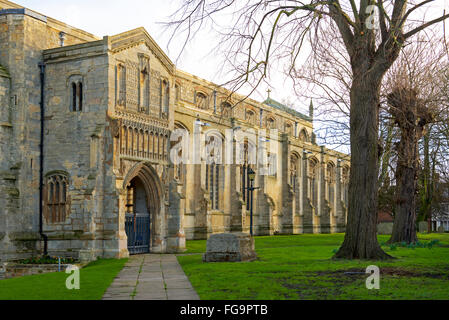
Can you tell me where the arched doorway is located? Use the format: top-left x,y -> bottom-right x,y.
125,176 -> 151,254
122,162 -> 164,255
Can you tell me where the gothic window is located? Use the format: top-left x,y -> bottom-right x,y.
117,64 -> 126,107
290,154 -> 299,192
138,54 -> 150,112
240,140 -> 257,209
161,80 -> 169,119
196,92 -> 208,110
309,158 -> 319,208
327,162 -> 336,209
299,129 -> 309,142
205,134 -> 223,210
206,162 -> 220,210
44,174 -> 69,223
70,81 -> 83,112
139,66 -> 149,112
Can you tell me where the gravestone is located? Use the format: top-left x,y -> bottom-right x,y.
418,221 -> 428,233
203,232 -> 257,262
437,225 -> 445,233
377,222 -> 393,235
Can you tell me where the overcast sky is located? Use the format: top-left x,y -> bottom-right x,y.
13,0 -> 449,153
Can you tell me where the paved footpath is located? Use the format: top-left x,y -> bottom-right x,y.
102,254 -> 200,300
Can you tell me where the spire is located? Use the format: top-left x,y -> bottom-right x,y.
309,99 -> 314,119
266,88 -> 271,99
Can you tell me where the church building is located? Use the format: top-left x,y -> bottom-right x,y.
0,0 -> 350,262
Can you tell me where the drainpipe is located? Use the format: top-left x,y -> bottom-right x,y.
38,62 -> 48,257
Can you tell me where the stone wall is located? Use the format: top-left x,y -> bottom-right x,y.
0,9 -> 99,261
42,39 -> 112,260
0,262 -> 85,279
0,66 -> 13,263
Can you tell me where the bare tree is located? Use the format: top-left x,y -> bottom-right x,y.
384,34 -> 448,243
165,1 -> 449,260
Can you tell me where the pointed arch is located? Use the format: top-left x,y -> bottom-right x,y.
122,162 -> 164,217
299,128 -> 309,142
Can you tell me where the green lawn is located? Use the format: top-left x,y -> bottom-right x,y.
177,233 -> 449,300
0,258 -> 127,300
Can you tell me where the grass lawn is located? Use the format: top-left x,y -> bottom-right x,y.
177,233 -> 449,300
0,258 -> 128,300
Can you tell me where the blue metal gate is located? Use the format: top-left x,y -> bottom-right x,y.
125,212 -> 150,255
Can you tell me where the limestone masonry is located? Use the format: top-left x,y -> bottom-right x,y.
0,0 -> 349,262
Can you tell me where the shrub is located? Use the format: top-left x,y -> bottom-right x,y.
16,256 -> 78,265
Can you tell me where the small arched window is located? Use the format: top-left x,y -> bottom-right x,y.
309,158 -> 319,208
44,174 -> 70,223
290,154 -> 299,192
70,81 -> 83,112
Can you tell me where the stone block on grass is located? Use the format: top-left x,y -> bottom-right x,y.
202,232 -> 257,262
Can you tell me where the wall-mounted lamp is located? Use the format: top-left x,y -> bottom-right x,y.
195,118 -> 210,127
59,31 -> 66,47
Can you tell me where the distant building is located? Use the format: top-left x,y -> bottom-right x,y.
432,203 -> 449,232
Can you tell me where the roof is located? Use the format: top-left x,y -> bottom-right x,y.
109,27 -> 175,75
263,97 -> 312,122
378,211 -> 394,223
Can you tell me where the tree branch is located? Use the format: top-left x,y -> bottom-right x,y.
404,13 -> 449,39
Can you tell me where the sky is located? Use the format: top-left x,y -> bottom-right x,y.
12,0 -> 449,153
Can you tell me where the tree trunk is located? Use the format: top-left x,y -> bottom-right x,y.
387,88 -> 431,244
418,131 -> 433,233
388,125 -> 419,244
334,72 -> 392,260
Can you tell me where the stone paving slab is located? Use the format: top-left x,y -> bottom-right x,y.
102,254 -> 199,300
